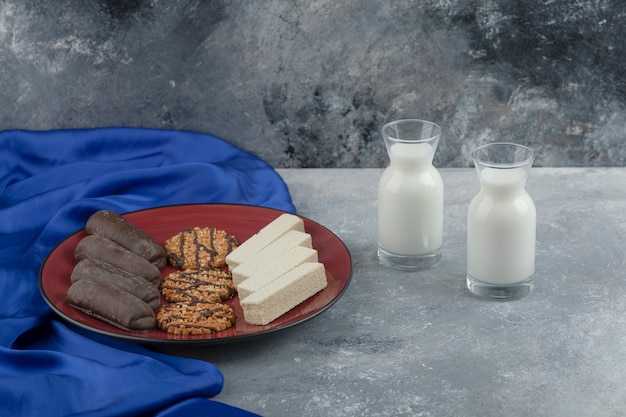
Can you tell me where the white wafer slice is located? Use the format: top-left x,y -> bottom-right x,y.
241,262 -> 328,325
231,230 -> 312,286
226,213 -> 304,269
236,246 -> 318,300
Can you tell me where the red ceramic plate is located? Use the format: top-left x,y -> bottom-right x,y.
39,204 -> 352,345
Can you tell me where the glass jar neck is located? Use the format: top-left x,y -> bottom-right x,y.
387,142 -> 435,171
477,167 -> 528,197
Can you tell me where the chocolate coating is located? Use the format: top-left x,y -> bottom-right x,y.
71,258 -> 161,309
85,210 -> 166,268
75,235 -> 161,286
66,279 -> 155,333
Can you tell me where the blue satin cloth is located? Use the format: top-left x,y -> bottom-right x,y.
0,128 -> 296,417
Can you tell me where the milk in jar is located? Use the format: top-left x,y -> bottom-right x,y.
378,119 -> 443,271
466,142 -> 536,299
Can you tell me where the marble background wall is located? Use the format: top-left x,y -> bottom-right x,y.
1,0 -> 625,168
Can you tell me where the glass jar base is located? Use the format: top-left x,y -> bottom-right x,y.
378,245 -> 442,271
466,273 -> 534,301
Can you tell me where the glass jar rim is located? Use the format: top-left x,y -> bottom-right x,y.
381,119 -> 442,143
472,142 -> 535,168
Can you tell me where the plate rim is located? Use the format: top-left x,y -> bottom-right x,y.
38,203 -> 352,346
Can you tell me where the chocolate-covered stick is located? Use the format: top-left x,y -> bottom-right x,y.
85,210 -> 166,268
66,279 -> 155,333
75,235 -> 161,286
71,259 -> 161,309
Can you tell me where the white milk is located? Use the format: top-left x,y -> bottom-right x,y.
378,142 -> 443,256
467,167 -> 536,285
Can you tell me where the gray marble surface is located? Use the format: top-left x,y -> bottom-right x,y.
156,167 -> 626,417
1,1 -> 625,168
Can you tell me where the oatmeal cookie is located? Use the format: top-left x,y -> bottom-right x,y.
160,267 -> 236,304
165,227 -> 238,269
156,301 -> 236,335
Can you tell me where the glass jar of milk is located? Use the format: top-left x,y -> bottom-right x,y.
466,143 -> 536,300
378,119 -> 443,271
